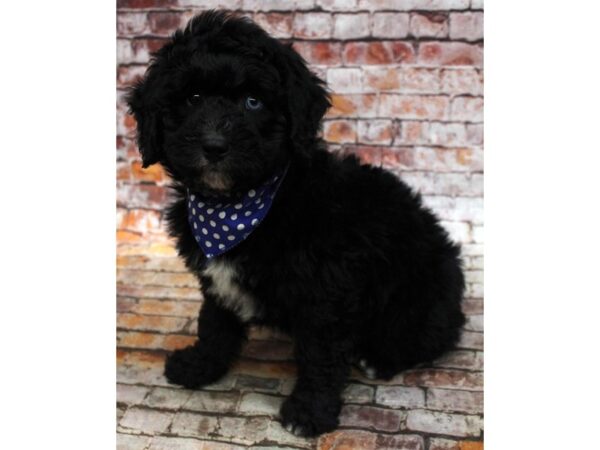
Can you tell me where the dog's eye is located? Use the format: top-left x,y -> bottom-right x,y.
187,94 -> 202,106
244,96 -> 263,111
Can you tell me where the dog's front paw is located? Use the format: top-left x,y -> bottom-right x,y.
164,344 -> 227,389
279,393 -> 340,437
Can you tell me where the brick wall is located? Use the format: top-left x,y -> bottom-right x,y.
116,0 -> 484,289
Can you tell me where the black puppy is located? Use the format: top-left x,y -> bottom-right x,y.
127,11 -> 465,437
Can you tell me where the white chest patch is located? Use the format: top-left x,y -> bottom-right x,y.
202,260 -> 258,322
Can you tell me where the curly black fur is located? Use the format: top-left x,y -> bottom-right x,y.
127,10 -> 465,437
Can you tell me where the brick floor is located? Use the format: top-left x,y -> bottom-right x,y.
117,244 -> 483,450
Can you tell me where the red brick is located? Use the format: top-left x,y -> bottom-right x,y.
333,13 -> 370,39
327,68 -> 362,93
401,368 -> 483,391
117,12 -> 149,37
166,413 -> 220,441
237,392 -> 284,416
231,359 -> 297,379
435,442 -> 484,450
411,147 -> 482,172
343,41 -> 415,65
318,430 -> 377,450
117,254 -> 187,272
235,374 -> 280,393
117,65 -> 146,89
427,122 -> 468,146
372,13 -> 410,38
293,13 -> 333,39
410,13 -> 449,38
130,159 -> 166,183
380,146 -> 414,170
143,387 -> 192,410
395,120 -> 426,145
401,172 -> 481,198
317,0 -> 358,10
117,230 -> 143,243
324,120 -> 357,143
441,68 -> 483,95
429,438 -> 462,450
117,313 -> 188,333
400,67 -> 441,93
406,409 -> 482,437
117,38 -> 168,64
375,434 -> 424,450
363,67 -> 402,92
117,100 -> 136,136
293,41 -> 342,66
118,269 -> 199,288
339,405 -> 403,432
466,123 -> 483,144
427,388 -> 483,414
468,255 -> 484,271
148,11 -> 186,37
164,334 -> 197,351
117,161 -> 131,182
450,12 -> 483,41
465,284 -> 482,298
265,422 -> 319,448
184,391 -> 240,414
117,0 -> 176,7
375,385 -> 425,408
342,383 -> 375,403
118,209 -> 161,234
118,330 -> 165,350
460,442 -> 484,450
451,96 -> 483,122
117,433 -> 150,450
117,184 -> 167,210
120,283 -> 202,302
365,67 -> 442,93
243,0 -> 314,11
254,13 -> 293,38
357,120 -> 393,145
458,331 -> 483,351
379,95 -> 449,120
462,298 -> 484,315
433,349 -> 483,370
117,383 -> 150,406
327,94 -> 378,118
117,136 -> 140,160
131,298 -> 201,316
418,42 -> 483,67
440,220 -> 471,242
338,145 -> 383,166
423,195 -> 483,223
357,0 -> 469,10
119,407 -> 173,433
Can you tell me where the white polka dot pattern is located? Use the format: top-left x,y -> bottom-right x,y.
187,166 -> 288,258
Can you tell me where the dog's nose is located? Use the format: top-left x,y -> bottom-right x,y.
201,135 -> 228,161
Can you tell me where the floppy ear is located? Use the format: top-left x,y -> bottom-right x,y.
274,44 -> 330,153
126,77 -> 163,168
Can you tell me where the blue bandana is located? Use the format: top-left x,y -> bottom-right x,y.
187,167 -> 288,258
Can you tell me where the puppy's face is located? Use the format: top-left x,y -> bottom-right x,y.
127,12 -> 330,197
160,53 -> 287,196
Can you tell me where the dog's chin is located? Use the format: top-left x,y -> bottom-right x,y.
187,170 -> 235,199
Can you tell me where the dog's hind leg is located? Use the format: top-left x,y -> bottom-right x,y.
164,295 -> 247,389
